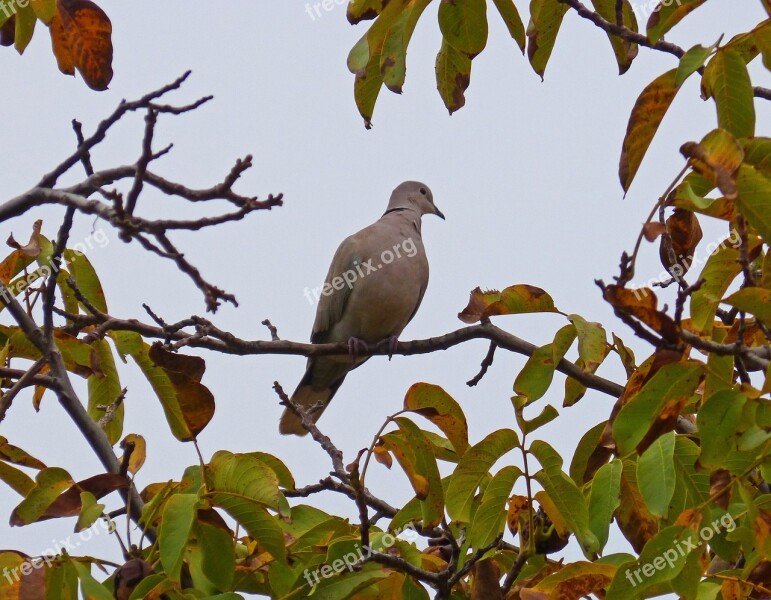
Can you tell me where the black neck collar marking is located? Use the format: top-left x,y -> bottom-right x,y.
383,207 -> 410,216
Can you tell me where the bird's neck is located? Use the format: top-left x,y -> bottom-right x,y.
382,207 -> 423,235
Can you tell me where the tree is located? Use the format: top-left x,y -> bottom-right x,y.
0,1 -> 769,599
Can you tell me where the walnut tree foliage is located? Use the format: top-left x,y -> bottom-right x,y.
0,1 -> 770,599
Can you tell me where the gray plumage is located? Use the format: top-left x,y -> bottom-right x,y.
280,181 -> 444,435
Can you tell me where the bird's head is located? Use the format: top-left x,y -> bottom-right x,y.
386,181 -> 445,220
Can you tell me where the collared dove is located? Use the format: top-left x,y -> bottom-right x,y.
280,181 -> 444,436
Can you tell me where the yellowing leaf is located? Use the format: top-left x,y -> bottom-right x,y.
646,0 -> 707,43
404,383 -> 469,456
459,284 -> 557,323
701,48 -> 756,139
527,0 -> 569,79
121,434 -> 147,475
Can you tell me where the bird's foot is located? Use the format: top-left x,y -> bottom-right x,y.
347,337 -> 369,358
383,336 -> 400,360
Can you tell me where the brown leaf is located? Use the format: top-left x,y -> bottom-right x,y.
601,284 -> 679,343
43,473 -> 129,519
0,16 -> 15,46
48,0 -> 112,91
506,495 -> 529,536
472,558 -> 502,600
6,220 -> 43,257
709,469 -> 732,510
658,208 -> 703,276
373,444 -> 393,469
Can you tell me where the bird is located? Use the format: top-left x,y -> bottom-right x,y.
279,181 -> 444,435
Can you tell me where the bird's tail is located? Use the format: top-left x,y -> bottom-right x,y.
279,359 -> 349,436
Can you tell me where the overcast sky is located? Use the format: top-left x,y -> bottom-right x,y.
0,0 -> 768,593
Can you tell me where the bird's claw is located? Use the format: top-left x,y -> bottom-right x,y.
347,337 -> 369,358
386,336 -> 399,360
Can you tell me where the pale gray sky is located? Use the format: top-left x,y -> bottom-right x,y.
0,0 -> 768,592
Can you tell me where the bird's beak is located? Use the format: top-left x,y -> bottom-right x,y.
434,206 -> 445,220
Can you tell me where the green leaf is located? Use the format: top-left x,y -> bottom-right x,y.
75,491 -> 104,532
724,287 -> 771,327
30,0 -> 56,23
514,324 -> 576,401
590,0 -> 639,74
701,48 -> 756,139
10,467 -> 73,525
197,518 -> 236,592
569,421 -> 607,484
469,465 -> 522,550
63,249 -> 107,313
675,42 -> 716,86
669,437 -> 710,518
403,383 -> 469,456
613,361 -> 704,455
159,493 -> 199,582
697,389 -> 747,468
446,429 -> 519,522
587,458 -> 622,551
518,404 -> 559,434
606,525 -> 692,599
14,3 -> 35,54
689,240 -> 743,334
244,452 -> 295,490
637,432 -> 676,517
380,0 -> 431,93
435,39 -> 472,115
526,0 -> 569,79
71,559 -> 113,600
492,0 -> 525,51
735,163 -> 771,244
308,564 -> 390,599
619,69 -> 680,191
570,315 -> 609,372
347,0 -> 391,24
87,338 -> 123,445
530,440 -> 598,555
395,417 -> 445,528
438,0 -> 488,57
646,0 -> 707,44
208,452 -> 288,562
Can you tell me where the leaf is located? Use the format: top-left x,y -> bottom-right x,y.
308,564 -> 390,599
10,467 -> 73,526
87,338 -> 123,444
469,466 -> 521,550
587,458 -> 622,551
619,69 -> 680,192
380,0 -> 431,93
675,42 -> 716,86
736,163 -> 771,243
527,561 -> 616,597
446,429 -> 519,522
31,0 -> 57,22
0,460 -> 35,496
658,208 -> 703,277
612,361 -> 704,455
646,0 -> 708,43
48,0 -> 113,91
196,516 -> 235,592
701,48 -> 756,139
347,0 -> 391,24
492,0 -> 525,51
590,0 -> 639,74
514,324 -> 576,402
63,249 -> 107,313
600,285 -> 679,343
14,4 -> 35,54
570,315 -> 609,372
403,383 -> 469,456
637,432 -> 676,517
458,284 -> 557,323
395,417 -> 445,527
0,437 -> 46,469
438,0 -> 488,57
35,473 -> 129,521
517,404 -> 559,435
435,39 -> 472,114
530,440 -> 598,555
680,128 -> 744,199
120,434 -> 146,476
697,388 -> 747,471
569,421 -> 607,484
616,457 -> 659,552
75,491 -> 104,532
70,559 -> 112,599
724,287 -> 771,327
689,240 -> 744,334
125,341 -> 215,442
526,0 -> 569,79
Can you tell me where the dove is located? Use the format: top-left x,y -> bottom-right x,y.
280,181 -> 444,435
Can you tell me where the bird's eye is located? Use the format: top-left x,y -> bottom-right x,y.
419,187 -> 427,196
